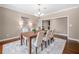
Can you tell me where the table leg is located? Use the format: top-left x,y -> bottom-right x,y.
20,34 -> 23,45
29,37 -> 32,54
0,44 -> 3,54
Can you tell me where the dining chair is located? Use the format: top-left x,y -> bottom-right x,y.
21,27 -> 29,46
32,31 -> 44,54
23,36 -> 28,45
43,30 -> 51,48
50,30 -> 54,43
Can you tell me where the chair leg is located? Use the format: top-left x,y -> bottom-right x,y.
21,39 -> 23,45
48,40 -> 50,45
21,39 -> 24,45
50,38 -> 52,43
51,37 -> 54,43
26,40 -> 27,46
45,41 -> 47,48
36,47 -> 38,54
41,44 -> 43,51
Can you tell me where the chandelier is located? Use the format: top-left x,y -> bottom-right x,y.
34,4 -> 45,17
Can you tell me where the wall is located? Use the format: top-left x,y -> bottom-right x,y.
0,8 -> 4,39
41,7 -> 79,40
0,7 -> 38,39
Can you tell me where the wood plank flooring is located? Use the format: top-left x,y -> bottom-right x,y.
54,34 -> 79,54
63,40 -> 79,54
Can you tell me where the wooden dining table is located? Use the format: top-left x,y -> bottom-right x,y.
20,31 -> 38,54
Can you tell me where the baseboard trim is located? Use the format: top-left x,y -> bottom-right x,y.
54,33 -> 67,36
54,33 -> 67,40
68,37 -> 79,42
0,36 -> 20,44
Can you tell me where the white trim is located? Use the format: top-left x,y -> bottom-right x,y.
52,16 -> 67,20
46,6 -> 79,16
0,36 -> 19,42
54,33 -> 67,37
67,16 -> 69,40
68,37 -> 79,42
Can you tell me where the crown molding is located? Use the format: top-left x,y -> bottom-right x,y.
45,6 -> 79,16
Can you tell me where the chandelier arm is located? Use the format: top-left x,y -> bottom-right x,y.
34,4 -> 44,17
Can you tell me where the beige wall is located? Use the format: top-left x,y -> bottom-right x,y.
0,8 -> 4,39
0,7 -> 38,39
41,7 -> 79,39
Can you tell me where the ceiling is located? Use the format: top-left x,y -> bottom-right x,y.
0,4 -> 79,16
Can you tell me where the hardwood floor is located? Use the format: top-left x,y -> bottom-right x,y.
54,34 -> 79,54
63,40 -> 79,54
0,44 -> 3,54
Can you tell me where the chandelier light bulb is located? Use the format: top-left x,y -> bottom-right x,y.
38,12 -> 41,15
34,4 -> 45,17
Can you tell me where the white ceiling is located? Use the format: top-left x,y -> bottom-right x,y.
0,4 -> 79,16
